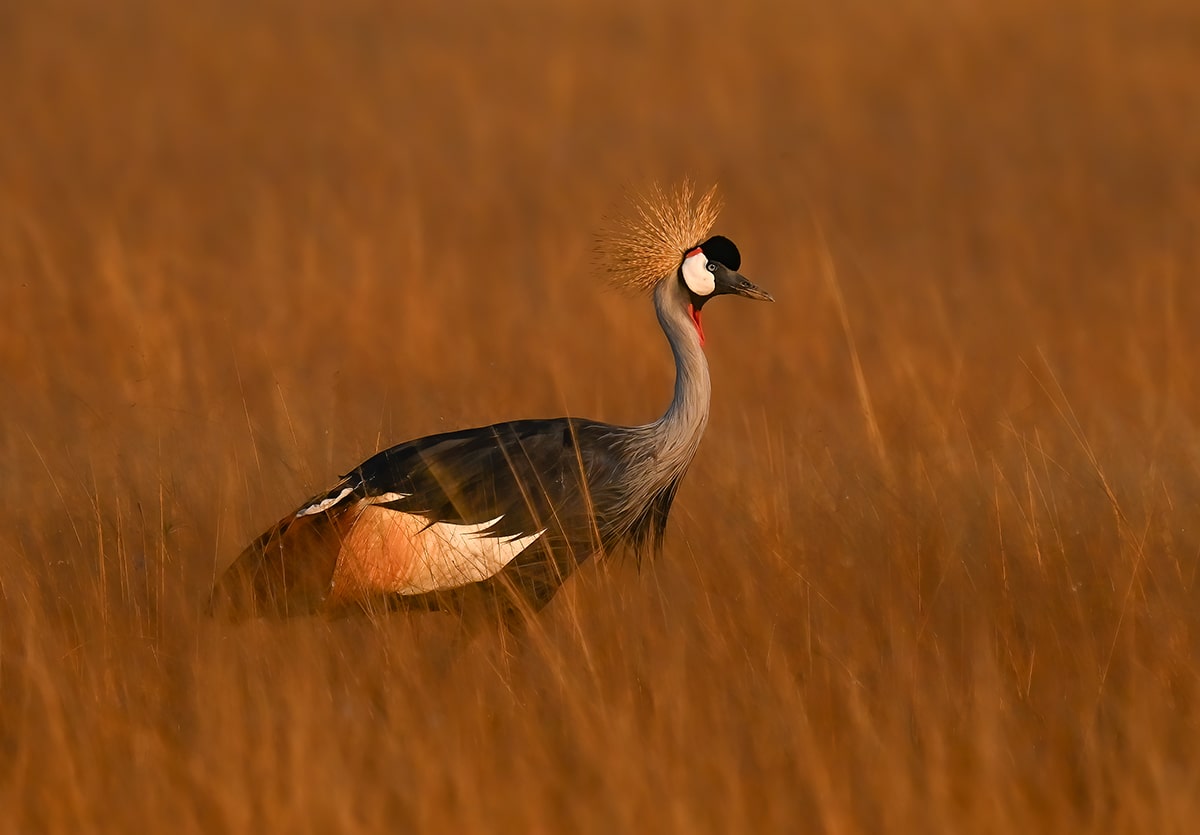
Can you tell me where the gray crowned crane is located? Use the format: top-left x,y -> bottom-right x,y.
209,184 -> 772,622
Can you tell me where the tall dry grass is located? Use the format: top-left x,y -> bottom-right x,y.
2,0 -> 1200,830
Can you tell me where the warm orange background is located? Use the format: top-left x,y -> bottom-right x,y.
3,0 -> 1199,830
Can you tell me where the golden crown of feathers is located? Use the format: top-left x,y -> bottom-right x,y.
598,181 -> 722,293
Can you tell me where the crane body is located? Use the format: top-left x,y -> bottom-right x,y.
210,185 -> 772,620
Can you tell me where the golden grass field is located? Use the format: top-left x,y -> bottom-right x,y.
3,0 -> 1200,830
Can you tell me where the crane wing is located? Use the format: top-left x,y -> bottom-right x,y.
305,418 -> 626,543
211,418 -> 631,617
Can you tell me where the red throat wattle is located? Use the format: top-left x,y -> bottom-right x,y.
688,303 -> 706,347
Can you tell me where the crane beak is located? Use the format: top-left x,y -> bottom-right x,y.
729,273 -> 774,302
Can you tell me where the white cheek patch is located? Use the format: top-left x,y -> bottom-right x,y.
681,250 -> 715,296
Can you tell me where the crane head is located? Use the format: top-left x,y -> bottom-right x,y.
678,234 -> 772,348
596,182 -> 772,345
679,235 -> 773,306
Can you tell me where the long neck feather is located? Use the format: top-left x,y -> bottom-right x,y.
647,276 -> 711,473
603,275 -> 711,554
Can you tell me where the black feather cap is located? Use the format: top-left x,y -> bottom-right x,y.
697,235 -> 741,270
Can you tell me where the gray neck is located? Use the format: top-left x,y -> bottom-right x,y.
645,277 -> 711,470
601,275 -> 711,545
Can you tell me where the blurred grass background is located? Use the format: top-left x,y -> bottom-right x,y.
2,0 -> 1200,830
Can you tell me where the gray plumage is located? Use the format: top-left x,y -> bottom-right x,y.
208,196 -> 771,621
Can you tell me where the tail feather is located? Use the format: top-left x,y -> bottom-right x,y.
207,504 -> 358,618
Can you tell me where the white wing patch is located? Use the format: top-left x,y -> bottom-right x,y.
297,488 -> 411,517
328,506 -> 545,602
296,486 -> 354,517
368,492 -> 412,504
681,250 -> 714,296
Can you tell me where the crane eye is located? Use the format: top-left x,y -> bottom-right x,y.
706,262 -> 718,273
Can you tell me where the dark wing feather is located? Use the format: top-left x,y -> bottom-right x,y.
210,418 -> 635,618
207,502 -> 358,618
350,418 -> 628,547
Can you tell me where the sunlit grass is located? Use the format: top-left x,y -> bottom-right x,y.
2,0 -> 1200,831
